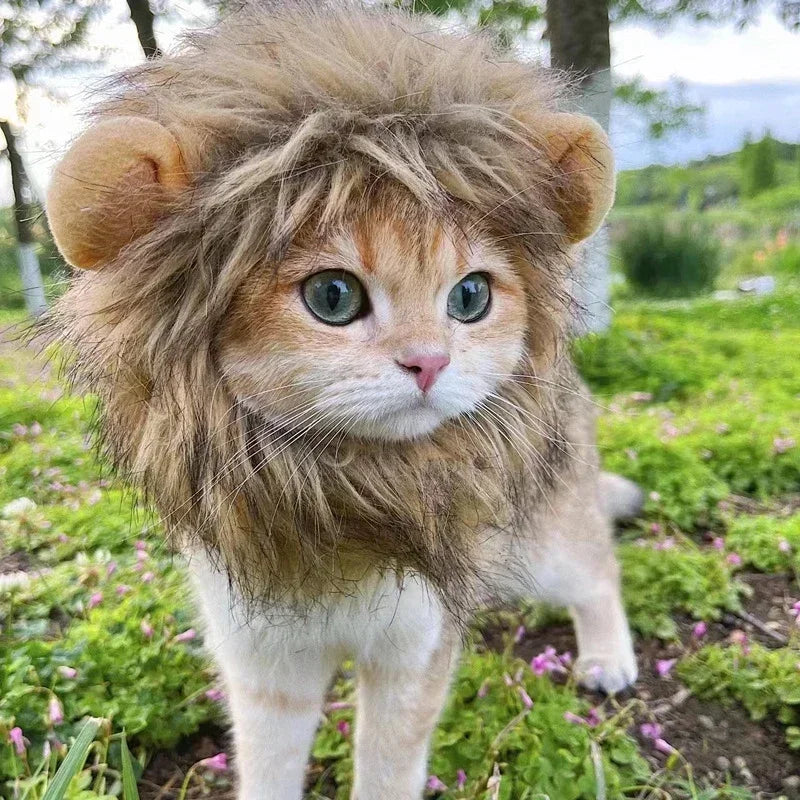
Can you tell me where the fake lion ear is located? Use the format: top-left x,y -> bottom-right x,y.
537,112 -> 615,244
46,116 -> 189,270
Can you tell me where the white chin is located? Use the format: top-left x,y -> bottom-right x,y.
351,406 -> 449,441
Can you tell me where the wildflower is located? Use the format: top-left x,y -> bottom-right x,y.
57,666 -> 77,680
116,584 -> 131,596
456,769 -> 467,790
503,673 -> 514,686
135,540 -> 147,551
563,711 -> 585,725
559,651 -> 572,667
692,621 -> 707,639
650,522 -> 662,535
173,628 -> 197,644
141,571 -> 154,584
136,549 -> 148,562
336,720 -> 350,737
87,592 -> 102,609
726,552 -> 742,567
205,688 -> 225,702
790,601 -> 800,617
518,687 -> 534,709
48,697 -> 64,726
199,753 -> 228,772
654,537 -> 675,551
586,708 -> 601,727
649,491 -> 661,502
730,630 -> 750,653
654,738 -> 676,755
140,620 -> 154,638
655,658 -> 677,678
9,727 -> 25,756
779,539 -> 792,553
106,561 -> 117,577
513,625 -> 525,643
477,679 -> 490,698
426,775 -> 447,792
43,740 -> 52,760
640,722 -> 662,740
773,437 -> 796,455
326,701 -> 352,711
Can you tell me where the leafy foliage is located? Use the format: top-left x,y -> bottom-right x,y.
618,217 -> 721,298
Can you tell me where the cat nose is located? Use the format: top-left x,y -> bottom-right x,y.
396,353 -> 451,393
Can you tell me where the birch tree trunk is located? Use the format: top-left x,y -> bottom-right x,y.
1,119 -> 47,317
547,0 -> 613,333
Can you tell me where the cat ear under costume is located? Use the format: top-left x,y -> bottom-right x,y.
46,116 -> 191,270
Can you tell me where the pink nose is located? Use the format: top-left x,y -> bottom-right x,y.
396,353 -> 451,393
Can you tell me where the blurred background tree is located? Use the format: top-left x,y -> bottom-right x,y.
1,0 -> 101,314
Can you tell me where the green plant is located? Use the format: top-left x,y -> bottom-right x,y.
679,643 -> 800,748
619,218 -> 721,298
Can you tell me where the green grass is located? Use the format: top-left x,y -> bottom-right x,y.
3,290 -> 800,798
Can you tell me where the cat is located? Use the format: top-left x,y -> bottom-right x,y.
45,3 -> 639,798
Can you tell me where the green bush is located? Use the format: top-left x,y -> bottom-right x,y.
619,218 -> 721,298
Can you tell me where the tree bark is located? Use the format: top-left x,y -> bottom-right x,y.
126,0 -> 162,58
547,0 -> 613,332
1,119 -> 47,316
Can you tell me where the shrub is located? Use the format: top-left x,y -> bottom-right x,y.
619,218 -> 721,297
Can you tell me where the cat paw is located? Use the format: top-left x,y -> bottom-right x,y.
575,651 -> 638,695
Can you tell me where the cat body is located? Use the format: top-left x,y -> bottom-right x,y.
45,3 -> 638,797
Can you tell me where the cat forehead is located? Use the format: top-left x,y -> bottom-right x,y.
282,210 -> 504,291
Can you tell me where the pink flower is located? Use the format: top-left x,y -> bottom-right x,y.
518,687 -> 533,709
456,769 -> 467,790
514,625 -> 525,643
712,537 -> 725,550
692,621 -> 707,639
140,620 -> 154,638
336,720 -> 350,737
564,711 -> 585,725
141,571 -> 154,584
650,522 -> 662,535
730,630 -> 750,653
106,562 -> 117,577
136,549 -> 148,563
199,752 -> 228,772
773,437 -> 796,455
116,584 -> 131,596
790,601 -> 800,618
57,666 -> 77,680
9,727 -> 25,756
586,708 -> 601,727
48,697 -> 64,726
426,775 -> 447,792
135,540 -> 147,551
726,553 -> 742,567
477,680 -> 490,699
326,701 -> 352,711
779,539 -> 792,553
503,673 -> 514,687
654,738 -> 676,755
656,658 -> 677,678
559,651 -> 572,667
87,592 -> 102,609
640,722 -> 662,740
42,740 -> 52,760
205,688 -> 225,702
173,628 -> 197,644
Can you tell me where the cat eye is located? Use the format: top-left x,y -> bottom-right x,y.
447,273 -> 491,323
302,270 -> 367,326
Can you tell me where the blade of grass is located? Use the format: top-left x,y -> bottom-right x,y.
120,732 -> 140,800
42,717 -> 102,800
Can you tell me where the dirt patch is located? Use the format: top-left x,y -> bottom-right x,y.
0,551 -> 31,575
479,571 -> 800,794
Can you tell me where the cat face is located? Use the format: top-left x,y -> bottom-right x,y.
219,207 -> 528,441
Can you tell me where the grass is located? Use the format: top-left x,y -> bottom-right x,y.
2,284 -> 800,799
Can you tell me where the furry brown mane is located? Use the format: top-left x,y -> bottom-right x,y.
49,1 -> 591,618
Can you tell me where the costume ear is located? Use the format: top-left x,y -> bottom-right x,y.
46,116 -> 189,269
537,112 -> 615,244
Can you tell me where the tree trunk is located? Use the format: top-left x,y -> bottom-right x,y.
547,0 -> 613,333
1,119 -> 47,317
126,0 -> 162,58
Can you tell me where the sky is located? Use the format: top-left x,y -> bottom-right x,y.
2,3 -> 800,205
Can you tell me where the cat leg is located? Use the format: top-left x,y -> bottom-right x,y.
350,626 -> 460,800
187,554 -> 338,800
517,493 -> 638,694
